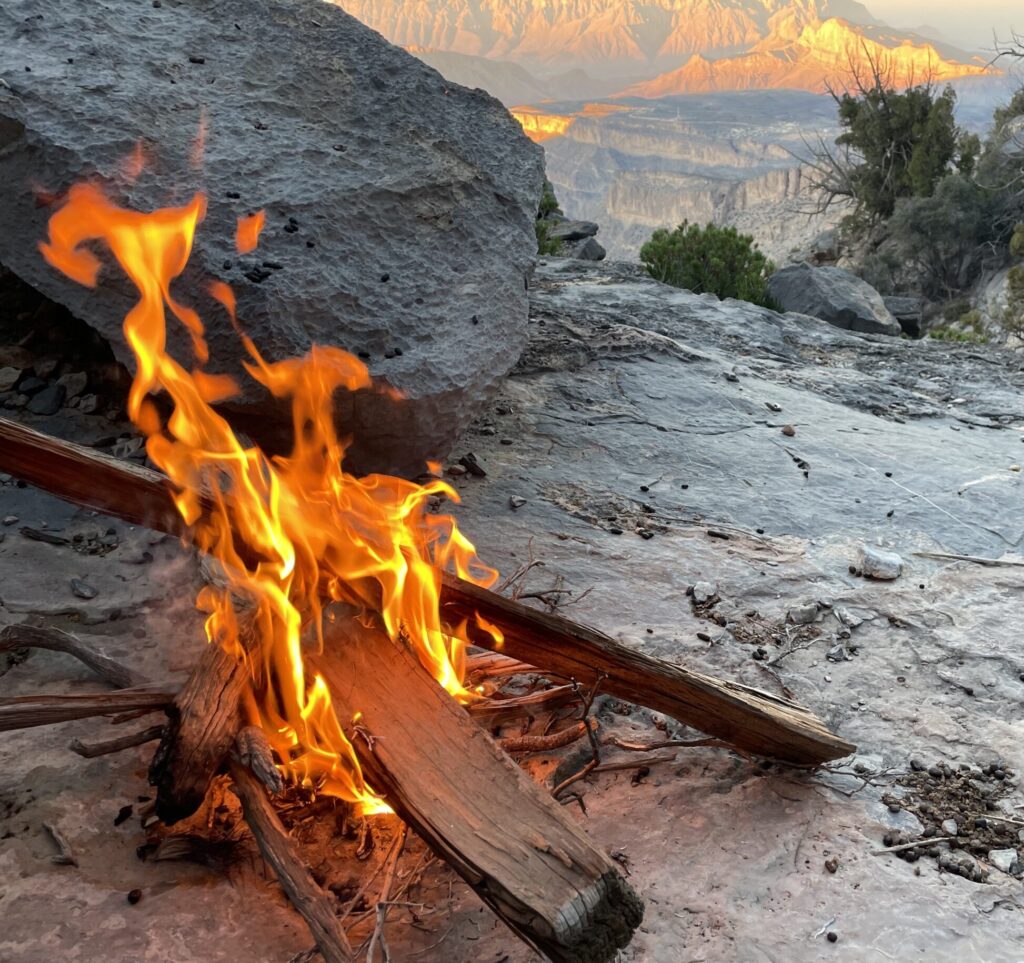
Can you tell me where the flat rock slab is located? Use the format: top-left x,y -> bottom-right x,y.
0,0 -> 543,475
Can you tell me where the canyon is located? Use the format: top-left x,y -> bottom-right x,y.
339,0 -> 1009,262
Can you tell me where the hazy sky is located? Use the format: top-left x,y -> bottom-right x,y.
879,1 -> 1018,50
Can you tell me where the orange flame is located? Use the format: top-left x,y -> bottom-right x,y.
235,210 -> 265,254
40,181 -> 499,812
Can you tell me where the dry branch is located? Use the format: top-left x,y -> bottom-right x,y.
0,687 -> 175,732
442,575 -> 853,764
229,760 -> 354,963
0,624 -> 149,689
467,684 -> 579,727
0,417 -> 853,766
70,724 -> 166,758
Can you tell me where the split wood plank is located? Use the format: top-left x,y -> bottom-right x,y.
309,613 -> 643,963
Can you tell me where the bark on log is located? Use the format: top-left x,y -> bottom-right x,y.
229,760 -> 353,963
0,687 -> 175,731
149,644 -> 248,823
0,416 -> 853,764
310,614 -> 643,963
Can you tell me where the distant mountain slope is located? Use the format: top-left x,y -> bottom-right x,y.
407,47 -> 553,104
618,18 -> 990,97
335,0 -> 895,73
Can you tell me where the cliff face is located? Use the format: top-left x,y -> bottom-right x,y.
539,90 -> 841,262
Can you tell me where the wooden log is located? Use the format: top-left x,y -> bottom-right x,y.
0,624 -> 149,689
0,416 -> 853,764
0,687 -> 175,732
442,574 -> 854,764
310,614 -> 643,963
148,644 -> 248,824
229,760 -> 354,963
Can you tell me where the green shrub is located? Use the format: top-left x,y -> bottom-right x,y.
929,308 -> 988,344
535,219 -> 563,257
640,221 -> 777,308
538,179 -> 561,219
1000,224 -> 1024,341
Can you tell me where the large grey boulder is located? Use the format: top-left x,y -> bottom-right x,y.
0,0 -> 543,475
884,296 -> 925,338
768,264 -> 901,336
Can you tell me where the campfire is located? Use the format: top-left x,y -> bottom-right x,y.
0,177 -> 854,962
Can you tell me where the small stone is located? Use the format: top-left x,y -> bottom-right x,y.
691,581 -> 718,605
509,495 -> 526,511
77,393 -> 100,414
56,371 -> 88,399
26,383 -> 66,415
941,819 -> 959,837
827,932 -> 838,943
70,578 -> 98,600
824,856 -> 839,874
1011,465 -> 1021,473
17,376 -> 46,396
445,464 -> 467,477
2,515 -> 17,526
787,601 -> 818,625
910,758 -> 926,772
857,544 -> 903,580
33,358 -> 59,379
781,424 -> 796,437
989,848 -> 1018,874
127,889 -> 143,905
765,401 -> 782,412
723,372 -> 738,383
0,366 -> 21,392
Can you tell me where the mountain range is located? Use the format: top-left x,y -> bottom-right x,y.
334,0 -> 991,87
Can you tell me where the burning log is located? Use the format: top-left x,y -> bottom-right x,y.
309,613 -> 643,963
0,417 -> 853,765
149,644 -> 249,823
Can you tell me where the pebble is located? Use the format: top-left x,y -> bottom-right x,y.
989,848 -> 1018,874
26,383 -> 66,415
857,544 -> 903,580
33,358 -> 59,379
788,601 -> 818,624
509,495 -> 526,511
70,578 -> 98,600
781,424 -> 796,437
445,464 -> 467,477
691,581 -> 718,605
56,371 -> 88,399
127,889 -> 143,905
2,515 -> 17,526
827,932 -> 838,943
910,758 -> 926,772
941,819 -> 959,836
77,393 -> 99,414
0,366 -> 21,392
824,856 -> 839,874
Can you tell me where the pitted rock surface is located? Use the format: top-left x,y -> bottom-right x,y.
0,0 -> 543,474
